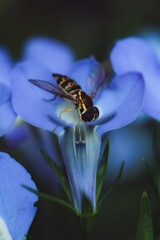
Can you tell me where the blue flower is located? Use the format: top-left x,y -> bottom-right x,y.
11,57 -> 145,135
0,152 -> 37,239
110,36 -> 160,121
10,56 -> 145,213
0,49 -> 17,136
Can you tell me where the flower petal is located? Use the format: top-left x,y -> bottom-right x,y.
93,72 -> 145,134
67,57 -> 99,94
0,83 -> 17,137
0,48 -> 13,86
22,37 -> 75,74
110,37 -> 160,120
59,127 -> 82,211
11,61 -> 69,133
82,126 -> 101,211
0,152 -> 37,239
58,125 -> 101,212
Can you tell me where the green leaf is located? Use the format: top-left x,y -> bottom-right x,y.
97,161 -> 125,210
142,159 -> 160,200
137,192 -> 154,240
96,139 -> 109,202
22,184 -> 78,215
40,149 -> 73,204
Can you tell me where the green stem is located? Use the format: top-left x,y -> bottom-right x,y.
79,216 -> 94,240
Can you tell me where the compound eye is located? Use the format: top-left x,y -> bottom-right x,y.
82,107 -> 99,122
93,107 -> 99,120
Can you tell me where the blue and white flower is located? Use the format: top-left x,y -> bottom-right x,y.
11,56 -> 145,212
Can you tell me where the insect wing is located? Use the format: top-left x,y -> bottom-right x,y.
88,64 -> 106,98
29,79 -> 73,100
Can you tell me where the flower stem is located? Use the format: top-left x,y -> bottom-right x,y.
79,216 -> 94,240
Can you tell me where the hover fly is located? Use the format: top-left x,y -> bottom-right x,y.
29,63 -> 106,123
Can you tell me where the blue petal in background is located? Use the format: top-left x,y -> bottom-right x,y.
0,83 -> 17,137
106,115 -> 154,181
4,122 -> 64,194
110,37 -> 160,121
0,48 -> 13,86
22,37 -> 75,74
0,152 -> 37,240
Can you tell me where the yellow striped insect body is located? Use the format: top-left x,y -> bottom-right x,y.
29,64 -> 106,123
54,74 -> 99,122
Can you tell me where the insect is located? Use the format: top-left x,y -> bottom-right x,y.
29,63 -> 106,123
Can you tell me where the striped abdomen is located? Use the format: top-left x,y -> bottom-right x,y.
53,74 -> 81,100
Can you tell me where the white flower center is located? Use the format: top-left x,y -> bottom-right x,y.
0,217 -> 12,240
56,100 -> 80,124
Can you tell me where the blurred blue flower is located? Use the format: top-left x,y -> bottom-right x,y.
110,36 -> 160,121
0,152 -> 37,239
0,49 -> 17,137
10,56 -> 145,212
107,114 -> 154,182
10,125 -> 64,195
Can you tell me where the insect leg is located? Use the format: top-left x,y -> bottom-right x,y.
51,107 -> 76,132
77,108 -> 82,124
59,107 -> 76,119
64,98 -> 75,105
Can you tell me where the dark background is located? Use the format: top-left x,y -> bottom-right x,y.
1,0 -> 159,60
1,0 -> 160,239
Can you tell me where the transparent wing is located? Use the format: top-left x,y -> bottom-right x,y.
29,79 -> 74,100
88,63 -> 106,98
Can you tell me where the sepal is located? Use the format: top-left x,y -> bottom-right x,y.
137,192 -> 154,240
96,139 -> 109,202
22,185 -> 78,215
40,149 -> 73,204
142,159 -> 160,200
